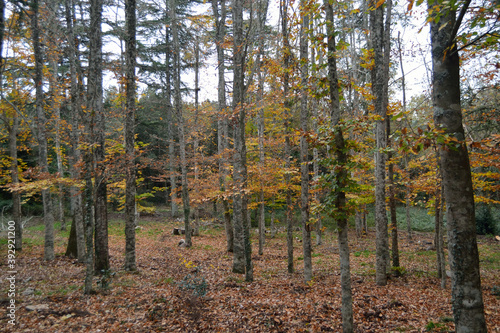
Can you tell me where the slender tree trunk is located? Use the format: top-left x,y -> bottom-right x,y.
325,2 -> 353,330
65,0 -> 85,262
397,32 -> 412,241
89,0 -> 109,273
164,7 -> 177,219
258,68 -> 265,255
124,0 -> 137,271
429,2 -> 487,331
83,152 -> 94,294
193,37 -> 200,237
299,0 -> 312,283
439,185 -> 446,289
370,0 -> 389,285
9,115 -> 22,251
310,19 -> 321,247
44,0 -> 66,231
435,183 -> 444,280
256,0 -> 268,256
31,0 -> 55,261
170,0 -> 191,247
212,0 -> 233,252
382,0 -> 398,271
232,0 -> 252,281
281,0 -> 294,274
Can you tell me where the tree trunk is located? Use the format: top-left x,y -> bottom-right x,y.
193,37 -> 200,237
9,115 -> 22,251
281,0 -> 293,274
256,0 -> 268,257
310,19 -> 321,247
299,0 -> 312,283
164,6 -> 177,219
435,182 -> 445,284
124,0 -> 137,271
89,0 -> 109,273
397,32 -> 412,241
170,0 -> 191,247
83,152 -> 94,294
65,0 -> 85,262
429,2 -> 487,330
439,185 -> 446,289
31,0 -> 55,261
325,2 -> 353,331
370,0 -> 389,286
232,0 -> 252,281
211,0 -> 233,252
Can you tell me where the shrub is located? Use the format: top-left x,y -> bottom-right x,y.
476,204 -> 495,235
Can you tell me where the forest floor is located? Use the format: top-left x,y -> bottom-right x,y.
1,212 -> 499,333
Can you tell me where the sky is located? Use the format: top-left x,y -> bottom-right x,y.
179,0 -> 432,106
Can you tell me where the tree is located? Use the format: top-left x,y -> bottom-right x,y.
281,0 -> 294,275
88,0 -> 109,273
170,0 -> 191,247
299,0 -> 312,284
31,0 -> 55,261
370,0 -> 389,286
124,0 -> 137,271
211,0 -> 233,252
231,0 -> 253,281
428,0 -> 487,330
64,0 -> 85,263
324,0 -> 353,330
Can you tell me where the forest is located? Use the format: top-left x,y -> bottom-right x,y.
0,0 -> 499,331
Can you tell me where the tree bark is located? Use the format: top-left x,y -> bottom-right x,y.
64,0 -> 85,262
231,0 -> 252,281
256,0 -> 268,257
429,2 -> 487,331
45,0 -> 65,230
299,0 -> 312,283
281,0 -> 294,274
165,15 -> 178,219
89,0 -> 109,273
170,0 -> 191,247
370,0 -> 389,286
83,152 -> 94,294
212,0 -> 233,252
31,0 -> 55,261
9,115 -> 22,251
397,32 -> 412,241
325,1 -> 353,331
124,0 -> 137,271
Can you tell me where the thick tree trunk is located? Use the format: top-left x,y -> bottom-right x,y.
325,2 -> 353,331
370,0 -> 389,285
124,0 -> 137,271
299,0 -> 312,283
31,0 -> 55,261
429,2 -> 487,331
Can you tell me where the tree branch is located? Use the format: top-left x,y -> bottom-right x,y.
447,0 -> 472,47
